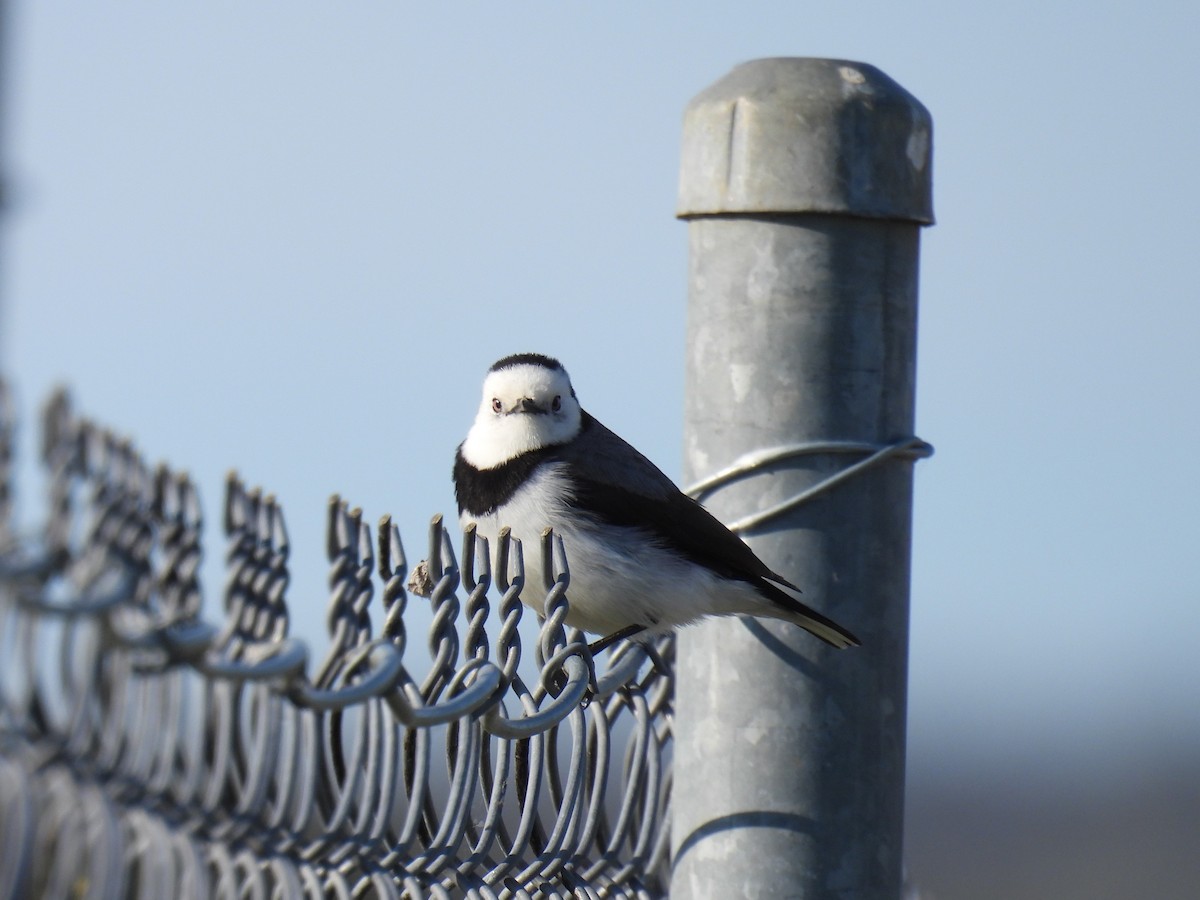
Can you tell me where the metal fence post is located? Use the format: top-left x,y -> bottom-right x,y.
671,58 -> 934,899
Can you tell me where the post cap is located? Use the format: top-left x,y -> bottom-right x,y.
678,58 -> 934,223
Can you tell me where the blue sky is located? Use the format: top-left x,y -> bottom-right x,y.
3,2 -> 1198,779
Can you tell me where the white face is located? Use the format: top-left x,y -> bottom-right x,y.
460,362 -> 583,469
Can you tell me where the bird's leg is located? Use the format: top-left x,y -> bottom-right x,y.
641,639 -> 670,678
588,624 -> 647,657
547,627 -> 651,705
546,627 -> 651,708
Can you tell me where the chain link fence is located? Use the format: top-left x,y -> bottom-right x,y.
0,384 -> 674,899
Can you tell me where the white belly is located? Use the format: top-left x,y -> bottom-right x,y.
460,465 -> 775,637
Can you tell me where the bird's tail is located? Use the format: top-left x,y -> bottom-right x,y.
758,579 -> 860,649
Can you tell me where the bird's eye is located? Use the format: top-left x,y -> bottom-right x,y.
491,398 -> 502,413
552,395 -> 562,412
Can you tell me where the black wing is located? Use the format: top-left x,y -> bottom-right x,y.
556,413 -> 793,586
556,412 -> 859,648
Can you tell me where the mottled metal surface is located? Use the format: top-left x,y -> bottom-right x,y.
677,57 -> 933,223
673,58 -> 933,900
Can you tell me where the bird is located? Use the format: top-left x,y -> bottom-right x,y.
452,353 -> 859,652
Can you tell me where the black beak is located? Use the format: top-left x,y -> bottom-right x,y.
519,397 -> 546,414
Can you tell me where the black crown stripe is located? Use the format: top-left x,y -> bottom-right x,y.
488,353 -> 563,373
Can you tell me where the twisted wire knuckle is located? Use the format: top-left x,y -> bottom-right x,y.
0,386 -> 673,898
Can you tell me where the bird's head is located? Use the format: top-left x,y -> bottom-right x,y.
460,353 -> 583,469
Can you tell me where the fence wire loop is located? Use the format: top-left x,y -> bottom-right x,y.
0,384 -> 674,899
687,436 -> 934,533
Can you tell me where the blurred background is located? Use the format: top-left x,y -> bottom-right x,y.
1,2 -> 1196,897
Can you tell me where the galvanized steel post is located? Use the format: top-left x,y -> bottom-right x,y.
672,59 -> 934,899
